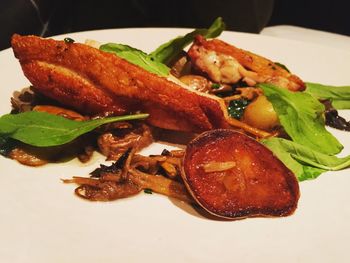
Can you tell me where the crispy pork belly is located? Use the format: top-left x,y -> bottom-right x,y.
188,35 -> 305,91
11,34 -> 231,133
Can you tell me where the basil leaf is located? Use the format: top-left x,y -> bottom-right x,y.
100,44 -> 170,77
150,17 -> 225,65
262,138 -> 326,181
0,111 -> 148,147
305,82 -> 350,109
259,83 -> 343,155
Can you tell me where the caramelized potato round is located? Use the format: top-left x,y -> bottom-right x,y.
182,129 -> 299,219
242,95 -> 279,131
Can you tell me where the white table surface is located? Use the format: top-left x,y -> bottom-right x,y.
261,25 -> 350,52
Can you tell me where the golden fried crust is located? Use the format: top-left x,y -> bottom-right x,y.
188,35 -> 305,91
11,34 -> 230,132
22,61 -> 132,115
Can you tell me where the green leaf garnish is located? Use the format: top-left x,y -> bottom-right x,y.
305,82 -> 350,109
99,43 -> 143,53
99,17 -> 225,76
262,138 -> 326,181
259,83 -> 343,155
262,137 -> 350,181
0,111 -> 148,147
150,17 -> 225,65
264,138 -> 350,171
100,43 -> 170,76
117,51 -> 170,76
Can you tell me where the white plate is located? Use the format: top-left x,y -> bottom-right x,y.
1,28 -> 350,263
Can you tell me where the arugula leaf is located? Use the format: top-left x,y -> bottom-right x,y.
259,83 -> 343,155
203,16 -> 226,38
300,166 -> 326,182
0,111 -> 148,147
263,137 -> 350,181
99,17 -> 225,75
100,43 -> 170,76
150,17 -> 225,65
100,43 -> 144,53
305,82 -> 350,109
262,138 -> 326,181
264,137 -> 350,170
117,51 -> 170,76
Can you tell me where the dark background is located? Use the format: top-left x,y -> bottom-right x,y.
0,0 -> 349,50
269,1 -> 350,36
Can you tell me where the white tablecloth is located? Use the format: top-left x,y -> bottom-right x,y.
261,25 -> 350,52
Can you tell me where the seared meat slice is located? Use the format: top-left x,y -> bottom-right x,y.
11,34 -> 231,133
188,35 -> 305,91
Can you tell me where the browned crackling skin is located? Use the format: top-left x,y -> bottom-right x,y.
11,34 -> 231,133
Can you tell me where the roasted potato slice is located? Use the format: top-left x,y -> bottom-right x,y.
182,129 -> 300,219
